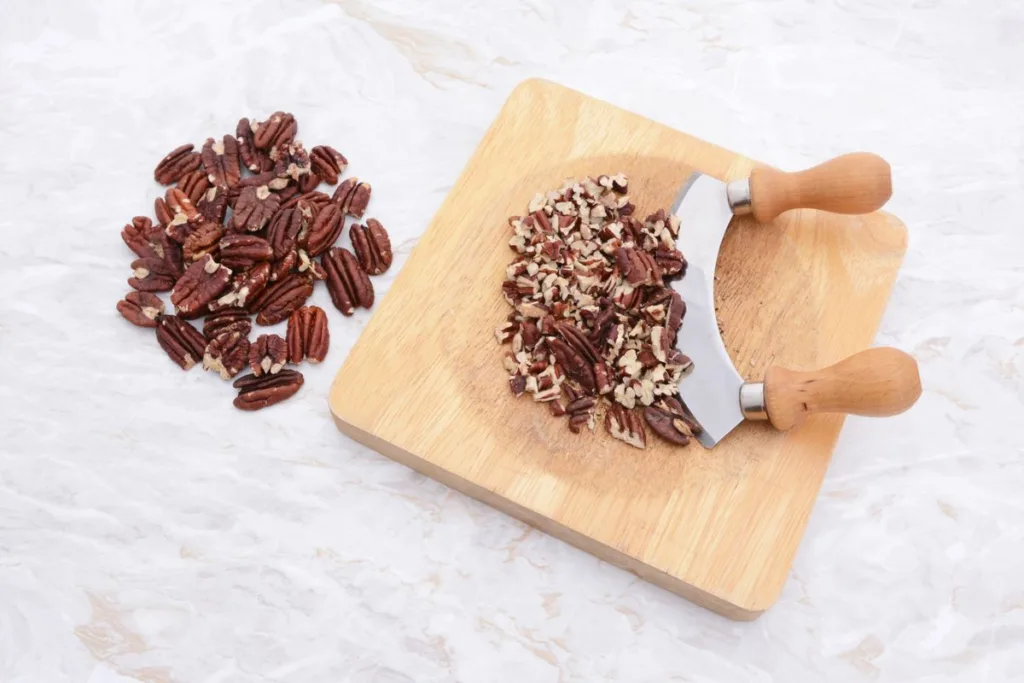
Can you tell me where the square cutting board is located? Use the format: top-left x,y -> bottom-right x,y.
329,79 -> 908,619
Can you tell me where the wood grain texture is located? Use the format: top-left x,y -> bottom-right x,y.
329,79 -> 909,620
764,347 -> 922,431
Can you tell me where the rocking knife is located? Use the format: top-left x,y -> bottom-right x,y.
670,153 -> 921,448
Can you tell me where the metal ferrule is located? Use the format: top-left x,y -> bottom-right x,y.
739,382 -> 768,421
726,178 -> 752,216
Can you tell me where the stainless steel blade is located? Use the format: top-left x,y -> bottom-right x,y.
670,173 -> 744,448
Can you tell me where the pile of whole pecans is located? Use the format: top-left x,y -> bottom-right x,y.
497,175 -> 702,448
116,112 -> 392,410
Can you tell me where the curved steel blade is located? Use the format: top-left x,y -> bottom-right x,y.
670,173 -> 743,448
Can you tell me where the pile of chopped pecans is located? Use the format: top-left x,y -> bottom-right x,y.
116,111 -> 393,410
497,175 -> 702,448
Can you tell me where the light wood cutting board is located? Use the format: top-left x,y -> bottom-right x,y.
329,79 -> 908,619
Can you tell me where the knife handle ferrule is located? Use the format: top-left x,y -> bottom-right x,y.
726,179 -> 752,216
739,382 -> 768,420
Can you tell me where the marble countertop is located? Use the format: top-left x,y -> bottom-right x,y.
2,0 -> 1022,681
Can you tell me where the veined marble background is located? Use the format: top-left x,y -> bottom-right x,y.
1,0 -> 1022,681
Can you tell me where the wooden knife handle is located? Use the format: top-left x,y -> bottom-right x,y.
748,152 -> 892,223
763,347 -> 921,431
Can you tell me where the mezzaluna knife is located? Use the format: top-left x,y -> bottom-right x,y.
670,153 -> 921,448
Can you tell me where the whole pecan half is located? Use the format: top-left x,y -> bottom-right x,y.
605,404 -> 647,449
252,111 -> 296,151
266,207 -> 304,260
309,145 -> 347,185
304,203 -> 343,257
322,247 -> 373,316
129,256 -> 178,292
155,315 -> 207,370
282,190 -> 330,215
548,336 -> 596,395
201,135 -> 241,189
203,308 -> 252,340
231,185 -> 280,233
209,261 -> 270,311
554,321 -> 600,364
182,222 -> 224,262
203,331 -> 250,380
249,334 -> 288,376
218,234 -> 273,270
332,177 -> 371,218
197,186 -> 228,225
350,218 -> 392,275
236,117 -> 272,173
116,291 -> 164,328
170,255 -> 232,316
643,405 -> 693,446
286,305 -> 329,364
121,217 -> 182,275
615,246 -> 662,286
299,172 -> 320,194
233,369 -> 304,411
154,144 -> 201,185
177,169 -> 211,205
248,273 -> 314,326
654,247 -> 686,279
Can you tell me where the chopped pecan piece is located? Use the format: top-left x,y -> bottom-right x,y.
605,404 -> 647,449
155,315 -> 207,370
332,177 -> 371,218
203,308 -> 252,340
252,111 -> 296,151
322,247 -> 373,316
218,234 -> 273,270
116,291 -> 164,328
209,261 -> 270,312
177,169 -> 211,205
170,255 -> 232,316
231,185 -> 280,233
286,305 -> 329,364
249,334 -> 288,376
615,246 -> 662,286
154,144 -> 201,185
309,145 -> 347,185
296,249 -> 326,280
271,140 -> 311,182
304,203 -> 344,257
201,135 -> 241,188
350,218 -> 392,275
129,257 -> 178,292
233,369 -> 304,411
182,222 -> 224,262
248,273 -> 314,326
203,331 -> 250,380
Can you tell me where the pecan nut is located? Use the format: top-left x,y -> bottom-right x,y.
218,234 -> 273,270
266,207 -> 305,260
236,117 -> 273,173
116,291 -> 164,328
332,177 -> 371,217
129,256 -> 178,292
154,143 -> 201,185
157,188 -> 201,243
286,305 -> 329,364
299,172 -> 320,194
209,261 -> 270,312
203,308 -> 252,340
252,111 -> 296,151
203,331 -> 250,380
303,203 -> 343,257
177,169 -> 211,205
566,396 -> 597,434
170,255 -> 232,315
309,145 -> 347,185
231,185 -> 280,233
296,249 -> 327,280
201,135 -> 241,188
248,273 -> 314,326
350,218 -> 392,275
155,315 -> 207,370
249,334 -> 288,376
643,405 -> 693,446
615,246 -> 662,286
182,222 -> 224,262
271,140 -> 311,182
269,249 -> 298,283
605,404 -> 647,449
197,186 -> 228,224
322,247 -> 373,316
548,337 -> 596,395
233,369 -> 304,411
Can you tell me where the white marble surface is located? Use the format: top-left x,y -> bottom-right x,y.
1,0 -> 1022,680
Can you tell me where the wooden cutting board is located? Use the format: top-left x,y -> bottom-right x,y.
329,79 -> 907,620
